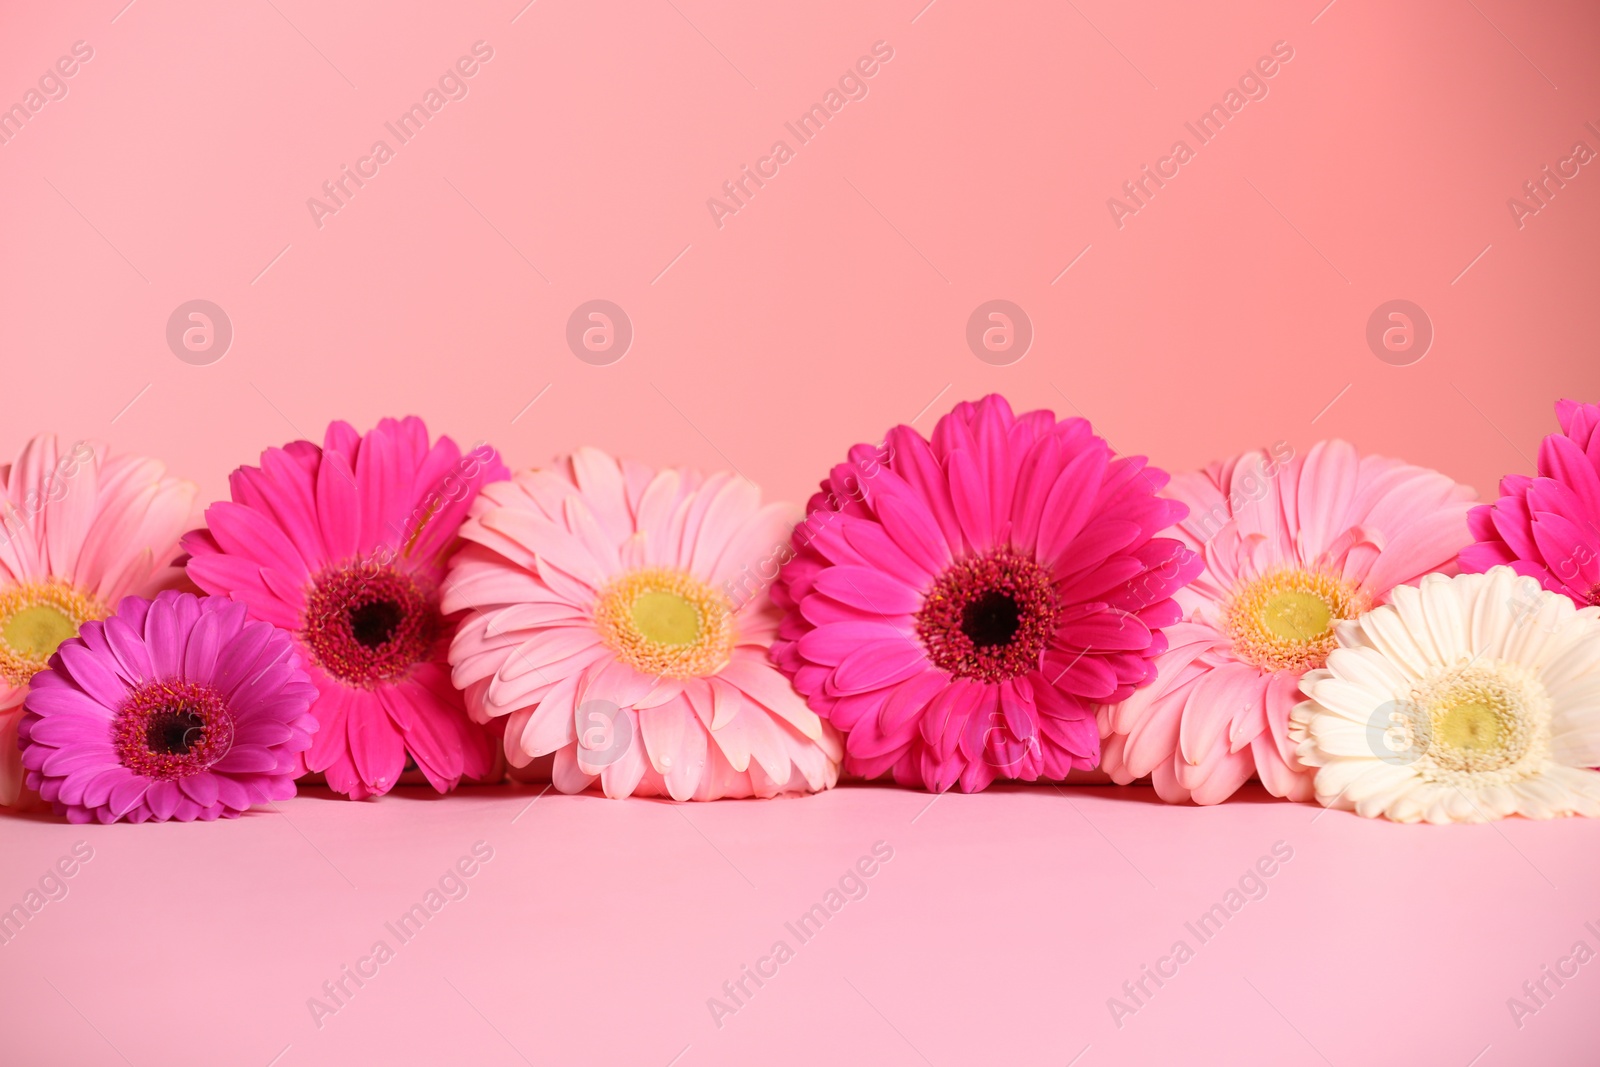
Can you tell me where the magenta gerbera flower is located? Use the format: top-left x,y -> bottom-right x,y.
182,417 -> 508,799
1461,399 -> 1600,607
770,394 -> 1200,793
18,591 -> 318,823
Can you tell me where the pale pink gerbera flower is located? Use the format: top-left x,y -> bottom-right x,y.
0,435 -> 197,806
1098,440 -> 1476,804
446,448 -> 842,800
183,418 -> 507,799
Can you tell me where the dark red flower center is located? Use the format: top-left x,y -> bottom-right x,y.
350,599 -> 405,648
303,563 -> 439,686
917,550 -> 1057,683
148,709 -> 205,754
113,680 -> 234,780
962,590 -> 1022,647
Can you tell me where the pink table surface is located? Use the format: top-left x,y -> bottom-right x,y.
3,0 -> 1600,1063
3,782 -> 1599,1066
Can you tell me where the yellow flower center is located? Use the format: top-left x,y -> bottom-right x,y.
631,591 -> 701,646
1434,701 -> 1501,756
1376,662 -> 1549,786
1224,568 -> 1368,672
593,568 -> 734,678
1260,590 -> 1332,643
0,580 -> 107,685
1418,668 -> 1541,775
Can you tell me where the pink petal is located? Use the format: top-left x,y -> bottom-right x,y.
830,641 -> 929,694
347,699 -> 406,794
812,567 -> 923,615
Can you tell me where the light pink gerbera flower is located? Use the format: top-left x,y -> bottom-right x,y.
183,417 -> 507,799
771,394 -> 1200,793
1097,440 -> 1476,804
446,448 -> 843,800
0,435 -> 197,806
20,591 -> 318,824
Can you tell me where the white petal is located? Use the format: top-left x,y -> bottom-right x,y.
1340,760 -> 1416,803
1420,573 -> 1468,662
1325,646 -> 1410,699
1301,676 -> 1387,725
1305,713 -> 1377,757
1309,755 -> 1383,801
1361,604 -> 1433,677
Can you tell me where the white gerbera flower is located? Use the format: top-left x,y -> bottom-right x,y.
1289,567 -> 1600,823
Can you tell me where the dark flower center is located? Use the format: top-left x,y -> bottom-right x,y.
350,600 -> 404,649
146,708 -> 206,755
917,550 -> 1058,684
114,681 -> 234,780
303,563 -> 439,686
961,591 -> 1021,648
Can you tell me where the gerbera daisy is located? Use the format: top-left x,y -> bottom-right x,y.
445,447 -> 842,800
0,435 -> 197,806
1097,440 -> 1476,804
19,590 -> 319,823
183,417 -> 506,799
770,394 -> 1199,793
1289,567 -> 1600,823
1461,398 -> 1600,607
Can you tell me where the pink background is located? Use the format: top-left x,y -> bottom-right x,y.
2,0 -> 1599,1063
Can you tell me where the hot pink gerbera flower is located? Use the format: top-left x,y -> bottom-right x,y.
19,591 -> 318,823
770,394 -> 1199,793
183,417 -> 507,799
0,435 -> 197,806
446,448 -> 843,800
1097,440 -> 1476,804
1461,399 -> 1600,606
